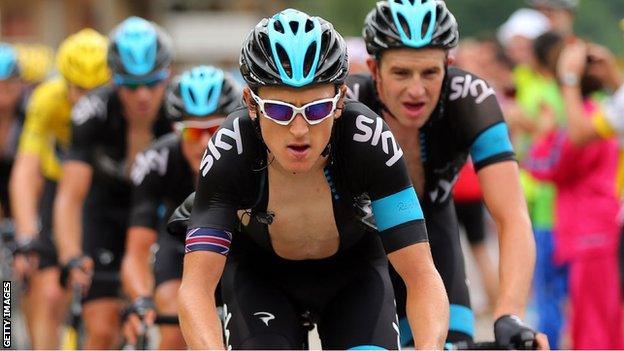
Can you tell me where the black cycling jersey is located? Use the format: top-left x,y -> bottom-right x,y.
346,66 -> 515,205
188,101 -> 428,256
346,66 -> 515,344
129,133 -> 194,288
66,86 -> 171,205
66,86 -> 171,301
0,93 -> 27,217
175,100 -> 429,349
129,133 -> 195,231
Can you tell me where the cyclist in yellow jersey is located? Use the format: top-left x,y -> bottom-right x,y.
9,28 -> 110,349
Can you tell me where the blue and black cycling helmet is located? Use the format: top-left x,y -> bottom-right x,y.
166,65 -> 242,122
363,0 -> 459,57
0,43 -> 20,80
108,16 -> 173,82
240,8 -> 349,88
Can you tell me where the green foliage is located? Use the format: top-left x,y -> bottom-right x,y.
290,0 -> 624,55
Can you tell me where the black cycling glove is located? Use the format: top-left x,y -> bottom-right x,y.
494,314 -> 537,350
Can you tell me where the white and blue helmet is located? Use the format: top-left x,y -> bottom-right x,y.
240,8 -> 349,88
108,16 -> 173,83
166,65 -> 241,121
364,0 -> 459,57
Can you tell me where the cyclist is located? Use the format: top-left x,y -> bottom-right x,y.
171,8 -> 448,349
0,43 -> 26,220
54,17 -> 173,349
347,0 -> 545,348
121,65 -> 242,349
9,29 -> 109,349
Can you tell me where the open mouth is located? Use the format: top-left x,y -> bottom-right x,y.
287,144 -> 311,159
403,102 -> 426,111
288,145 -> 310,152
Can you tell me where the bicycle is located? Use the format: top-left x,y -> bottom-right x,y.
59,271 -> 120,350
134,314 -> 179,350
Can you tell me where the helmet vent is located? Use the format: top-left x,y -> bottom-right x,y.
305,19 -> 315,33
275,43 -> 292,78
188,88 -> 197,104
396,13 -> 410,39
303,41 -> 317,77
289,21 -> 299,34
422,12 -> 432,37
273,21 -> 285,34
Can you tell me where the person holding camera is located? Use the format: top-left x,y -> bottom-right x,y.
524,31 -> 623,349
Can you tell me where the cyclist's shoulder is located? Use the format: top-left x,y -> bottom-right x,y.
445,66 -> 496,105
218,106 -> 258,142
71,85 -> 114,127
442,66 -> 500,125
198,107 -> 259,178
29,76 -> 69,109
131,133 -> 179,187
345,73 -> 375,102
149,132 -> 180,153
336,101 -> 403,170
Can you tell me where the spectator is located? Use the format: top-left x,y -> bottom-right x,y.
525,31 -> 623,349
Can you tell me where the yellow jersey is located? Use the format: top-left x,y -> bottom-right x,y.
18,77 -> 71,181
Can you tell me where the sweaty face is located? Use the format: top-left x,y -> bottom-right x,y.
246,84 -> 342,174
117,82 -> 167,119
371,48 -> 446,129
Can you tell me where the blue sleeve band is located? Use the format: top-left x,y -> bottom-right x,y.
371,187 -> 424,232
348,346 -> 387,350
470,122 -> 514,164
399,317 -> 413,346
449,304 -> 475,337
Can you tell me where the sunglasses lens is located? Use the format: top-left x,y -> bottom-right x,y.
123,83 -> 140,90
122,78 -> 163,90
182,125 -> 219,141
264,102 -> 293,122
305,101 -> 334,121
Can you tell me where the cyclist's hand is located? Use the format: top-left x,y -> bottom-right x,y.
535,333 -> 550,350
12,237 -> 41,281
12,252 -> 38,281
123,296 -> 156,346
62,255 -> 94,294
494,315 -> 539,350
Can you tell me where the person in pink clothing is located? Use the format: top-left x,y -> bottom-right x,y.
524,31 -> 623,349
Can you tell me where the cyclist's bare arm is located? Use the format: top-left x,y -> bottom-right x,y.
389,241 -> 448,349
54,161 -> 92,263
9,153 -> 44,237
121,227 -> 157,300
178,250 -> 226,349
478,161 -> 534,319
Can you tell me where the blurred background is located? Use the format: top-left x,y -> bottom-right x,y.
2,0 -> 623,72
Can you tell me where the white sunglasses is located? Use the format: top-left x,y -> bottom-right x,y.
249,89 -> 341,126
